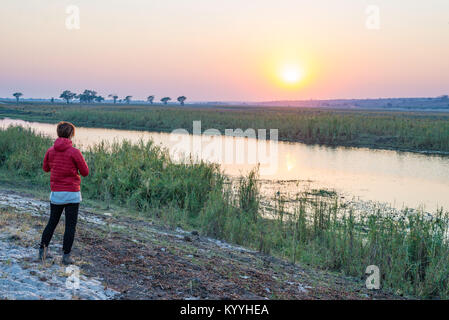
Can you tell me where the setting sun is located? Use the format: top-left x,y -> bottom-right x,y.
279,65 -> 304,85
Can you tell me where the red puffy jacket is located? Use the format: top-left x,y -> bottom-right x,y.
42,137 -> 89,192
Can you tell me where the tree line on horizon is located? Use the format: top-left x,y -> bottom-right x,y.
11,91 -> 187,106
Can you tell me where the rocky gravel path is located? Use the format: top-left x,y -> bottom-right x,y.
0,237 -> 117,300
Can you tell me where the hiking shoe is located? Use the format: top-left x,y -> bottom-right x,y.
38,247 -> 45,261
38,246 -> 52,262
62,253 -> 74,265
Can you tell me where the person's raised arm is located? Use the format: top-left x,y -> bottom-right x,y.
73,149 -> 89,177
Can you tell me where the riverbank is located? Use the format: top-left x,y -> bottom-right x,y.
0,188 -> 401,299
2,126 -> 449,298
1,103 -> 449,154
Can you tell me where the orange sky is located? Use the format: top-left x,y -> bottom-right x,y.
1,0 -> 449,101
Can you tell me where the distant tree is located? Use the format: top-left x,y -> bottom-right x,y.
161,97 -> 171,105
60,90 -> 76,104
124,96 -> 132,104
177,96 -> 187,106
95,96 -> 105,103
147,95 -> 155,104
13,92 -> 23,105
78,90 -> 97,103
109,94 -> 118,104
50,97 -> 55,104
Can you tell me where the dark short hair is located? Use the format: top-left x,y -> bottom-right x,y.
57,121 -> 75,138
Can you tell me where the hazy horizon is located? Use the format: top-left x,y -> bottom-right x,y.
2,95 -> 448,104
1,0 -> 448,101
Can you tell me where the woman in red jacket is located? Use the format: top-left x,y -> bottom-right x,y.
39,121 -> 89,265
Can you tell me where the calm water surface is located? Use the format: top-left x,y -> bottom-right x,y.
2,118 -> 449,211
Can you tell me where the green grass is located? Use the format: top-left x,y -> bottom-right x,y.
2,125 -> 449,298
0,126 -> 221,218
1,102 -> 449,153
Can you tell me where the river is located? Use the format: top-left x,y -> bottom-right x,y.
1,117 -> 448,211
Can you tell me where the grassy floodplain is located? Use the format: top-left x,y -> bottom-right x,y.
2,125 -> 449,298
1,102 -> 449,153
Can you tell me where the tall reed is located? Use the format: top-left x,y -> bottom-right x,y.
2,104 -> 449,152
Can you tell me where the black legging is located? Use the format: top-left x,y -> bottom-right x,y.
40,203 -> 79,254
